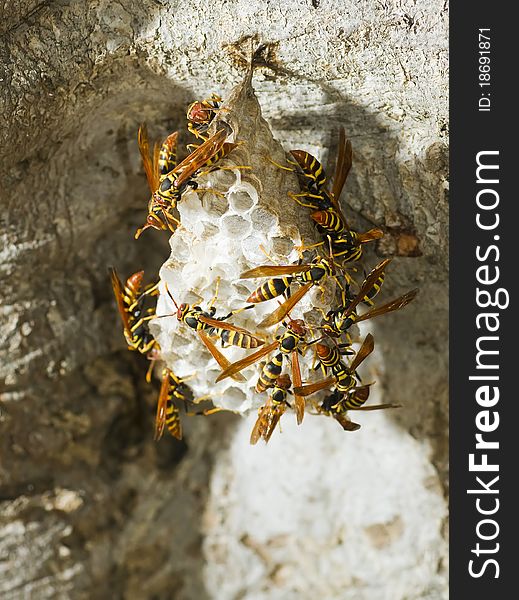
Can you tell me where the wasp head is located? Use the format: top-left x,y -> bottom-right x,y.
187,101 -> 212,124
287,319 -> 306,337
177,303 -> 189,321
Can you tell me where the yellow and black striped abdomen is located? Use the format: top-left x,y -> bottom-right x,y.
219,328 -> 262,349
290,150 -> 327,190
165,400 -> 182,439
311,208 -> 346,234
342,390 -> 368,410
297,263 -> 330,285
158,146 -> 177,177
256,354 -> 284,393
247,277 -> 293,303
362,272 -> 385,307
122,272 -> 144,308
318,346 -> 342,369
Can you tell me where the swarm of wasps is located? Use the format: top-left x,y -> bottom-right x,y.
110,92 -> 418,445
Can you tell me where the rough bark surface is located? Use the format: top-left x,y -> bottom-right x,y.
0,1 -> 448,598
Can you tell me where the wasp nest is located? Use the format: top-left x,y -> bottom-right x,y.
150,71 -> 337,414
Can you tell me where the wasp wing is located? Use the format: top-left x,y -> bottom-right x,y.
349,403 -> 402,411
357,228 -> 385,243
154,369 -> 170,441
250,402 -> 270,445
170,128 -> 228,189
334,414 -> 361,431
331,127 -> 353,200
293,376 -> 337,397
110,267 -> 131,336
356,288 -> 419,323
198,331 -> 246,383
349,333 -> 375,372
240,264 -> 311,278
215,340 -> 278,383
138,124 -> 160,192
291,350 -> 304,424
258,282 -> 313,328
198,315 -> 264,345
341,259 -> 392,320
330,127 -> 352,227
262,404 -> 287,443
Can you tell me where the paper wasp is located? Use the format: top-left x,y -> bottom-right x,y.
154,368 -> 223,441
135,125 -> 180,239
215,318 -> 308,423
187,93 -> 222,141
293,333 -> 375,398
318,385 -> 400,432
161,285 -> 264,382
152,126 -> 244,210
154,368 -> 187,440
110,268 -> 159,354
320,259 -> 419,339
289,127 -> 384,263
250,374 -> 292,444
240,257 -> 335,328
168,294 -> 264,350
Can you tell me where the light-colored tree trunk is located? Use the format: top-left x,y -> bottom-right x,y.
0,2 -> 448,598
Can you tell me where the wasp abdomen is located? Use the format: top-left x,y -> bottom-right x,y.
255,354 -> 284,393
311,208 -> 346,234
219,329 -> 262,349
247,277 -> 293,303
165,401 -> 182,439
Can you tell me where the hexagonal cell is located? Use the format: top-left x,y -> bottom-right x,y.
227,191 -> 255,214
213,384 -> 248,412
250,206 -> 277,233
220,214 -> 252,240
201,193 -> 231,219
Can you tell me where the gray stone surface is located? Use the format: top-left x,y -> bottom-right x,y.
0,1 -> 448,598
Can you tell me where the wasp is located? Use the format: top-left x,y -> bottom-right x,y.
154,368 -> 223,440
138,126 -> 243,237
152,126 -> 244,211
215,318 -> 309,424
168,295 -> 263,350
358,263 -> 386,307
154,368 -> 187,440
320,259 -> 419,339
318,385 -> 400,431
250,374 -> 292,444
240,257 -> 336,328
110,268 -> 159,354
135,124 -> 180,239
162,285 -> 264,382
293,333 -> 375,399
187,93 -> 222,141
289,128 -> 384,263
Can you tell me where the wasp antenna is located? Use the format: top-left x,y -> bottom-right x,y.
165,282 -> 179,310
